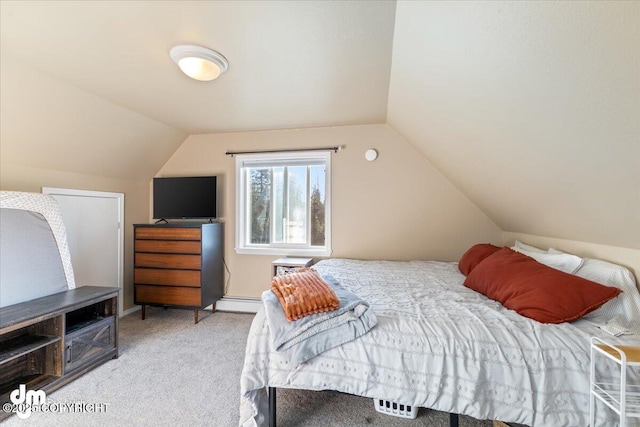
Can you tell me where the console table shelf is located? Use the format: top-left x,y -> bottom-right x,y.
0,335 -> 61,363
0,375 -> 58,400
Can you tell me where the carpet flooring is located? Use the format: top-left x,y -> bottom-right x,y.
2,307 -> 494,426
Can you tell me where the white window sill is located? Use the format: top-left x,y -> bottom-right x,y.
235,247 -> 332,257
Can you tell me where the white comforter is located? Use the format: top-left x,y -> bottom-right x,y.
240,259 -> 640,427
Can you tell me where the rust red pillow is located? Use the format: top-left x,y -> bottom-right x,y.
459,243 -> 502,276
464,248 -> 621,324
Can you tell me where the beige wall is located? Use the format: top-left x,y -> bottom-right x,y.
158,124 -> 502,297
0,163 -> 150,310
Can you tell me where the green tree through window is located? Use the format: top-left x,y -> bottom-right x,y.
310,181 -> 325,246
249,168 -> 271,244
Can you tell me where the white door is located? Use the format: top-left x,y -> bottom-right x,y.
42,187 -> 124,314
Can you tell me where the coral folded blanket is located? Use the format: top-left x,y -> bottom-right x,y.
271,268 -> 340,321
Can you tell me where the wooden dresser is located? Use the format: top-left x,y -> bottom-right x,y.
133,223 -> 223,323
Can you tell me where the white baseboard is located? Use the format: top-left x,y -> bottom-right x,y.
121,305 -> 141,317
121,297 -> 261,317
214,296 -> 261,314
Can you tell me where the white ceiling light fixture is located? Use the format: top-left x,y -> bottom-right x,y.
170,45 -> 228,81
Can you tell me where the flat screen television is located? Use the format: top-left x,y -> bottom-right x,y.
153,176 -> 217,220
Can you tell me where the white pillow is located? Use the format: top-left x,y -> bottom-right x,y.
577,258 -> 640,336
511,242 -> 583,274
525,251 -> 584,274
511,240 -> 547,255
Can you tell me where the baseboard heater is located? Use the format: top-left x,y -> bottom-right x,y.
267,387 -> 460,427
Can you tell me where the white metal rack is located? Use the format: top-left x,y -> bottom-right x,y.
373,398 -> 418,419
590,337 -> 640,427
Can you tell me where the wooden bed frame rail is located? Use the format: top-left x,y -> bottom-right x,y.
267,387 -> 460,427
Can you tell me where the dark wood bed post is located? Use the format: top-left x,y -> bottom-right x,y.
267,386 -> 460,427
269,387 -> 276,427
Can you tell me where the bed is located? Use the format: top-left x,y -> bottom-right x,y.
240,257 -> 640,427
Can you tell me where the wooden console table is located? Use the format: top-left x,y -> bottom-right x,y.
0,286 -> 118,421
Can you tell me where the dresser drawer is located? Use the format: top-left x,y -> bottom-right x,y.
135,253 -> 201,270
135,240 -> 201,254
135,227 -> 201,241
135,285 -> 201,307
134,268 -> 201,287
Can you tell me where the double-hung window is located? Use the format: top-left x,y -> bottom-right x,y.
235,151 -> 331,256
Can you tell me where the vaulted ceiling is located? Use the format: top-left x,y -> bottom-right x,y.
1,1 -> 638,250
387,1 -> 640,249
1,1 -> 395,133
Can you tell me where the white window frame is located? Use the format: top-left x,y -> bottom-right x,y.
235,151 -> 332,256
